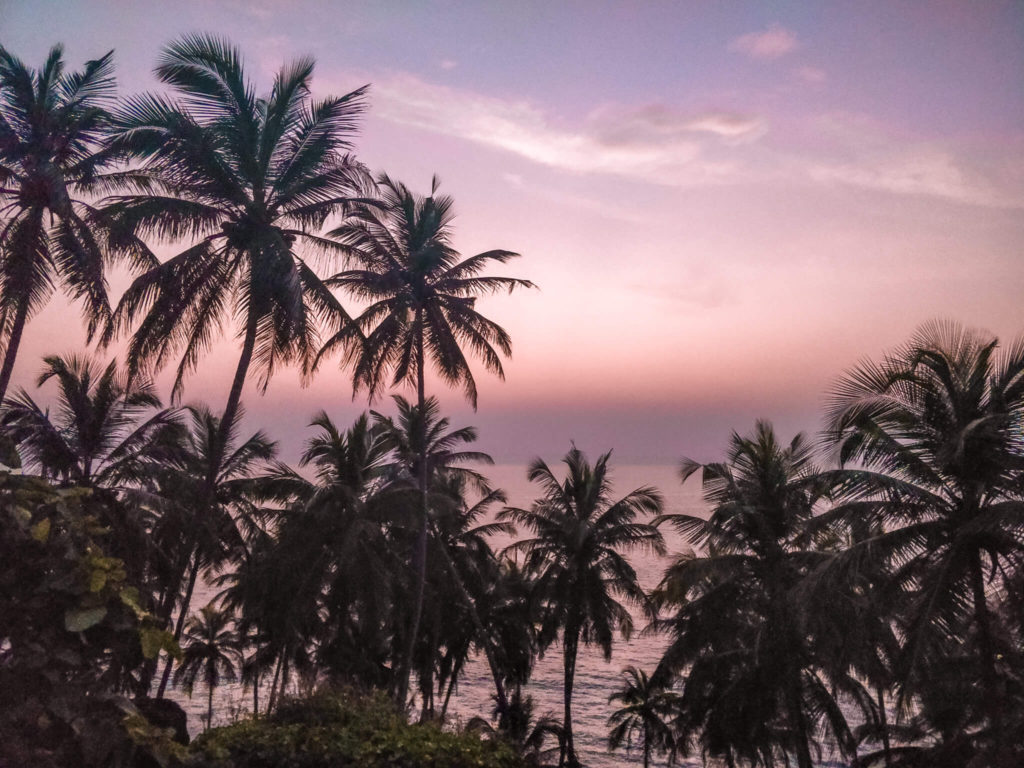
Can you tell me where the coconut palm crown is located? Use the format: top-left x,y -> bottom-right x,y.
0,44 -> 131,401
319,173 -> 534,409
100,35 -> 369,440
501,447 -> 665,768
824,320 -> 1024,766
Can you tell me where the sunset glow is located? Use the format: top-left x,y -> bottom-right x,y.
5,0 -> 1023,462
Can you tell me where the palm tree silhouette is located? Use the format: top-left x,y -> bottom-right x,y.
321,177 -> 532,707
501,447 -> 665,767
371,394 -> 508,711
0,354 -> 180,486
101,35 -> 368,459
174,604 -> 241,730
653,422 -> 859,768
0,45 -> 132,401
150,404 -> 277,699
824,320 -> 1024,767
607,666 -> 679,768
222,411 -> 396,707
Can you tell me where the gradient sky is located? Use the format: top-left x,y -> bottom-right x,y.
3,0 -> 1023,464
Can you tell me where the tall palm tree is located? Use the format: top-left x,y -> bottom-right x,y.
0,353 -> 180,486
149,404 -> 278,698
824,320 -> 1024,767
501,447 -> 665,768
607,666 -> 679,768
100,35 -> 368,459
653,422 -> 862,768
372,395 -> 512,713
319,174 -> 532,707
0,44 -> 133,401
174,604 -> 240,730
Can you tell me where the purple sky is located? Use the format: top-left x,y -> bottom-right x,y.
4,0 -> 1024,464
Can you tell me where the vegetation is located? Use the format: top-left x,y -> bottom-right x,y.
501,448 -> 665,767
319,173 -> 533,707
0,44 -> 132,402
186,689 -> 526,768
2,35 -> 1022,768
607,666 -> 679,768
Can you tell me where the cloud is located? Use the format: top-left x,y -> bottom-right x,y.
730,24 -> 798,60
802,112 -> 1024,209
334,70 -> 1024,209
439,59 -> 457,70
809,150 -> 1024,208
587,104 -> 767,146
368,72 -> 764,186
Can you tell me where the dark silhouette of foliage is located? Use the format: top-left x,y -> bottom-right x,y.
821,320 -> 1024,767
0,44 -> 137,401
653,422 -> 863,768
319,173 -> 532,709
101,35 -> 369,448
607,666 -> 679,768
502,447 -> 665,768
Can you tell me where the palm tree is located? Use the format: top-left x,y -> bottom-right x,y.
149,404 -> 278,699
221,411 -> 397,706
174,604 -> 240,730
319,174 -> 532,707
653,422 -> 861,768
501,447 -> 665,767
0,353 -> 180,486
372,395 -> 513,714
469,691 -> 563,768
100,35 -> 368,458
607,666 -> 679,768
824,320 -> 1024,767
0,44 -> 133,401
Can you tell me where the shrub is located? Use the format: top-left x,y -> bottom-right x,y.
187,689 -> 526,768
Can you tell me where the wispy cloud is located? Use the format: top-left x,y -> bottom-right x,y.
730,24 -> 798,60
810,149 -> 1024,208
338,70 -> 1024,209
439,59 -> 457,70
803,112 -> 1024,209
367,72 -> 764,186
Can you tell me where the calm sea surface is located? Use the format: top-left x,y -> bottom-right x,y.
175,464 -> 850,767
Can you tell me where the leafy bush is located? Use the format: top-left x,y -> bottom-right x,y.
188,689 -> 526,768
0,472 -> 180,767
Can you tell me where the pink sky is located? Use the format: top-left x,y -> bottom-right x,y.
4,1 -> 1024,463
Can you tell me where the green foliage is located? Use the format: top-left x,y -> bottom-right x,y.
187,690 -> 526,768
0,471 -> 181,767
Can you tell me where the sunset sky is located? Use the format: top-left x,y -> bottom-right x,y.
4,0 -> 1023,463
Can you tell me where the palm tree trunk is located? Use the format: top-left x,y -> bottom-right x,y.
0,294 -> 31,404
397,325 -> 429,711
561,623 -> 580,768
214,307 -> 258,478
252,668 -> 259,715
207,681 -> 214,730
157,553 -> 200,698
971,552 -> 1007,765
877,685 -> 892,768
266,654 -> 283,715
643,722 -> 651,768
788,680 -> 813,768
